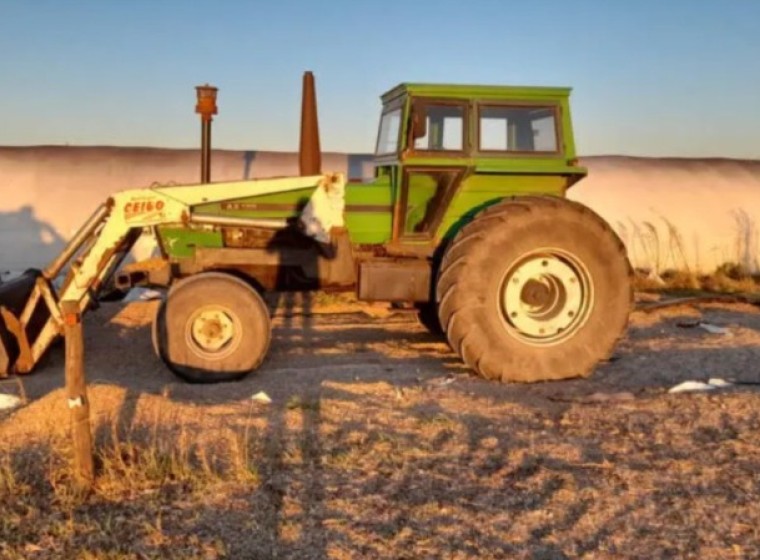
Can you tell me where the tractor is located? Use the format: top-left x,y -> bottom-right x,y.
0,73 -> 632,383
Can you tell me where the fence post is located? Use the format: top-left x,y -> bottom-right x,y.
61,300 -> 94,488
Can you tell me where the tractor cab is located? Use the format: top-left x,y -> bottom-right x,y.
352,83 -> 588,253
374,82 -> 581,163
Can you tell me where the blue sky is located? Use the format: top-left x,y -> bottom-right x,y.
1,0 -> 758,157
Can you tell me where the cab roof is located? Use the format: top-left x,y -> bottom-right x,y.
381,83 -> 572,104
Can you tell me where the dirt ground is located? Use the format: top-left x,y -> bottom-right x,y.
2,295 -> 760,559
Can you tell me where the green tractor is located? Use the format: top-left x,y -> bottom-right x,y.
0,73 -> 631,384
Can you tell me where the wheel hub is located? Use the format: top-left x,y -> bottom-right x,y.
500,251 -> 592,345
188,308 -> 235,353
521,279 -> 551,307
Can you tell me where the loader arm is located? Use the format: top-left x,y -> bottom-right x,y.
60,174 -> 331,303
0,173 -> 344,376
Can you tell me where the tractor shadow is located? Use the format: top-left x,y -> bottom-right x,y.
15,296 -> 468,408
16,299 -> 760,411
0,206 -> 66,277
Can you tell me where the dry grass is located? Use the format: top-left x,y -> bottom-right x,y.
634,263 -> 760,296
0,389 -> 264,559
3,378 -> 760,559
4,299 -> 760,557
621,216 -> 760,296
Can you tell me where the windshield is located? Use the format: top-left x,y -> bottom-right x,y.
375,108 -> 401,155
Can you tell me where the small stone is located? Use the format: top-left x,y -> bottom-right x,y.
251,391 -> 272,404
0,394 -> 22,410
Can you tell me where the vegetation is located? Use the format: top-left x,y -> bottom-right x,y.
633,264 -> 760,296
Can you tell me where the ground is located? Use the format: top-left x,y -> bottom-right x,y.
2,294 -> 760,559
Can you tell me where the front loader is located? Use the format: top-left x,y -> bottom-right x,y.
0,73 -> 632,384
0,172 -> 344,376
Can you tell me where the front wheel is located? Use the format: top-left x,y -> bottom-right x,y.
152,272 -> 271,383
437,196 -> 632,382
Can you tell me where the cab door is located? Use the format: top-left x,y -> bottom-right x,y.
392,98 -> 470,247
394,167 -> 467,242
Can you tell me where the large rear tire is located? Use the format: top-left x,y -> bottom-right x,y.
152,272 -> 271,383
437,196 -> 632,382
415,302 -> 444,336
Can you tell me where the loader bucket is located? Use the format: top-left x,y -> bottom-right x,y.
0,270 -> 43,375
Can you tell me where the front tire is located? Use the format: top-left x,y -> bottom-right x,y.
437,196 -> 632,382
152,272 -> 271,383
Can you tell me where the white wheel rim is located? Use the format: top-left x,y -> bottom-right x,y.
185,305 -> 242,360
499,249 -> 593,345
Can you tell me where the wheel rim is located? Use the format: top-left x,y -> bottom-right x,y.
499,248 -> 593,345
184,305 -> 242,360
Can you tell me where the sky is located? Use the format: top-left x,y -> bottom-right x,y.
1,0 -> 759,158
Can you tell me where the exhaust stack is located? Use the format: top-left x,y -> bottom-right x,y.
299,71 -> 322,176
195,84 -> 218,184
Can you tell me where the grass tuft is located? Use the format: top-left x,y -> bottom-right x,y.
634,263 -> 760,296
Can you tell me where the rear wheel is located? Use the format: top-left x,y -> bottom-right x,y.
437,196 -> 632,382
152,272 -> 271,383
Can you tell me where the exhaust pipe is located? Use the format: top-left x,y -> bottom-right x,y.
299,71 -> 322,176
195,84 -> 219,184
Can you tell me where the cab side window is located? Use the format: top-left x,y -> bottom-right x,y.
479,106 -> 559,153
411,103 -> 466,152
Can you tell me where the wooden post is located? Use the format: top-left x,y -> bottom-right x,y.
61,300 -> 94,488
